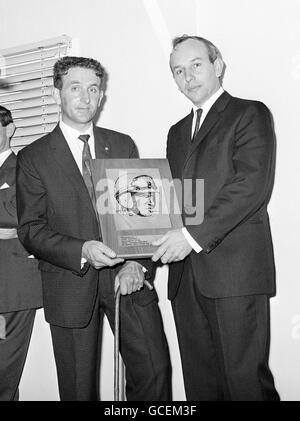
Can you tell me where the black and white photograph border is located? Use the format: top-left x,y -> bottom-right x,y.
0,0 -> 299,402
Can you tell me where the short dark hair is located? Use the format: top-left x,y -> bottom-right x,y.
172,35 -> 222,63
53,56 -> 105,90
0,105 -> 13,127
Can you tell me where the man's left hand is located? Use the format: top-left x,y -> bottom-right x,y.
151,229 -> 192,264
115,261 -> 145,295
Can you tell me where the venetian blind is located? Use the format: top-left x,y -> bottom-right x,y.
0,35 -> 72,152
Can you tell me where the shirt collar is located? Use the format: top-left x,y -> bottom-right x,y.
59,120 -> 94,140
193,86 -> 224,115
0,149 -> 12,167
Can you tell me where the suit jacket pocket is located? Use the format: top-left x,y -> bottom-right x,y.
132,283 -> 158,306
11,254 -> 39,266
11,250 -> 36,259
11,240 -> 35,258
245,218 -> 263,225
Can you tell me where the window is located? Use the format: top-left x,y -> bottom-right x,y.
0,35 -> 71,152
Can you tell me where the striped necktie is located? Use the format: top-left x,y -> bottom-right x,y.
78,134 -> 96,205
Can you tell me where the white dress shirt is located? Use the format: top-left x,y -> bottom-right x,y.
59,120 -> 96,173
59,120 -> 96,266
182,87 -> 224,253
191,87 -> 224,139
0,149 -> 12,168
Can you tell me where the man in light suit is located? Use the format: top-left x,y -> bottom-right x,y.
16,56 -> 171,401
153,35 -> 279,400
0,106 -> 42,400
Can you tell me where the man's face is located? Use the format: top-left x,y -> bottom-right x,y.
170,39 -> 223,107
54,67 -> 103,130
133,191 -> 156,217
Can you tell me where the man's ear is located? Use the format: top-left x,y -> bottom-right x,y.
6,122 -> 16,139
52,87 -> 61,105
214,57 -> 224,78
98,90 -> 104,107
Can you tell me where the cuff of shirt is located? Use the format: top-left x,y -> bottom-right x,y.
182,227 -> 202,253
125,261 -> 148,275
81,257 -> 87,269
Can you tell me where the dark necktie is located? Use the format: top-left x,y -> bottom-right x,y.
78,134 -> 96,206
192,108 -> 203,142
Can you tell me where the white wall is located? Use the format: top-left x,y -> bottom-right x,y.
0,0 -> 299,401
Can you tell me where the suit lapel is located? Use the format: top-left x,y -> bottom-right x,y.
168,111 -> 193,174
49,125 -> 95,216
179,111 -> 193,158
183,91 -> 231,170
94,125 -> 112,158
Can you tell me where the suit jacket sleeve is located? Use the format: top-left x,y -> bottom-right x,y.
16,151 -> 84,274
187,102 -> 276,253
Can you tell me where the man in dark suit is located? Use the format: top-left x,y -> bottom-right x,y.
16,56 -> 171,401
0,106 -> 42,400
152,35 -> 279,401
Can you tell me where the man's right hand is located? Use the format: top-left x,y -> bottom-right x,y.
82,240 -> 124,269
